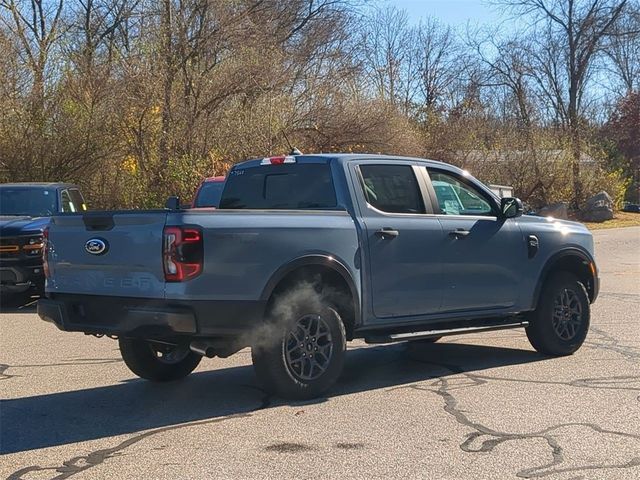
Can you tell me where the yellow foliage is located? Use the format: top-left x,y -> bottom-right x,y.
122,156 -> 138,174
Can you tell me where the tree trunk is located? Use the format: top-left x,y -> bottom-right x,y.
159,0 -> 173,173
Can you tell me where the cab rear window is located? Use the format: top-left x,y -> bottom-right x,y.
219,164 -> 338,210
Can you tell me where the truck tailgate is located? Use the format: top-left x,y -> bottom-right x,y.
47,212 -> 167,298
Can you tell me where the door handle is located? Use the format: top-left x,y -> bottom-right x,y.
375,228 -> 399,239
448,228 -> 470,238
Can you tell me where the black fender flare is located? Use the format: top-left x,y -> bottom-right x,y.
532,247 -> 598,309
259,254 -> 361,323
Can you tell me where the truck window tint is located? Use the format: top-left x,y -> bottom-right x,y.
0,187 -> 57,216
194,182 -> 225,207
60,190 -> 74,212
219,164 -> 337,209
359,165 -> 425,214
68,189 -> 87,211
428,170 -> 494,216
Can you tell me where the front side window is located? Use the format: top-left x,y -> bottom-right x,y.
359,165 -> 425,214
428,170 -> 494,216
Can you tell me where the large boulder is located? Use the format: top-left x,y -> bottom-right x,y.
582,191 -> 614,222
538,202 -> 569,219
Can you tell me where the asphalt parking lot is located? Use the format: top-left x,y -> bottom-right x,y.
1,226 -> 639,480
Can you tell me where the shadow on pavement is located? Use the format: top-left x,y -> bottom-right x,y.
1,342 -> 545,454
0,294 -> 39,314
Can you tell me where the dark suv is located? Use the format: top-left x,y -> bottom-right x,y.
0,183 -> 86,300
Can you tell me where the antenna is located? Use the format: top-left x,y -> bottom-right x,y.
281,130 -> 302,155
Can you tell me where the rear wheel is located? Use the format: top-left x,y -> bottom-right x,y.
526,272 -> 590,356
252,287 -> 346,400
119,338 -> 201,382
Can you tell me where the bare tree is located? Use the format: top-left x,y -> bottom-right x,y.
359,6 -> 420,114
603,2 -> 640,94
415,18 -> 461,117
496,0 -> 632,207
0,0 -> 64,110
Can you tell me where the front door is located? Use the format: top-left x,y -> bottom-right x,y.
425,168 -> 525,312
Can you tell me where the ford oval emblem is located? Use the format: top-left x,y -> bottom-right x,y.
85,238 -> 108,255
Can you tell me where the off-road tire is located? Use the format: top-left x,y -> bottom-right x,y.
526,272 -> 590,356
251,286 -> 346,400
119,338 -> 201,382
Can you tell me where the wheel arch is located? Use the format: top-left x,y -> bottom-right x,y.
260,255 -> 360,340
532,248 -> 598,309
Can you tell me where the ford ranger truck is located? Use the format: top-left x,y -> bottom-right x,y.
0,183 -> 86,301
37,154 -> 599,399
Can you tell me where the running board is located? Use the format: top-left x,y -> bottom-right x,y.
364,321 -> 529,344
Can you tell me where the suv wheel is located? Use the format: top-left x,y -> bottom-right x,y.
252,288 -> 346,400
119,338 -> 201,381
526,272 -> 590,356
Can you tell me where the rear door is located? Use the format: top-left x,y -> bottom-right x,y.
425,168 -> 524,312
47,212 -> 168,298
353,161 -> 443,320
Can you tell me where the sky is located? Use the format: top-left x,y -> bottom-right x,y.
378,0 -> 506,28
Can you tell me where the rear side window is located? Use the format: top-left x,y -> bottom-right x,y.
359,165 -> 425,214
219,164 -> 337,209
194,181 -> 225,207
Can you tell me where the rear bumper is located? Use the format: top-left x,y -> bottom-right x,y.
37,294 -> 266,338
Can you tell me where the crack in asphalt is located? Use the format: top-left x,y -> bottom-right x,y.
0,359 -> 122,381
598,292 -> 640,304
392,356 -> 640,479
6,413 -> 251,480
0,363 -> 18,380
6,382 -> 276,480
4,313 -> 638,478
468,372 -> 640,395
585,326 -> 640,363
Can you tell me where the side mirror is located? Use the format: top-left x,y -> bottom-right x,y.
500,197 -> 523,218
165,196 -> 180,210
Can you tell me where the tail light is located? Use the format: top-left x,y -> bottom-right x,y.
163,226 -> 203,282
42,227 -> 50,279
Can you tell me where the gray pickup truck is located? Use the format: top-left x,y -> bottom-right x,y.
38,154 -> 599,399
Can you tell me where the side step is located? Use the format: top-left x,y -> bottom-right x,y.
364,321 -> 529,344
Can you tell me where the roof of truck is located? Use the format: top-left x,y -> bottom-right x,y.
232,153 -> 452,170
0,182 -> 78,188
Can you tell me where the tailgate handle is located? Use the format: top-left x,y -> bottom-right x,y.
83,214 -> 115,231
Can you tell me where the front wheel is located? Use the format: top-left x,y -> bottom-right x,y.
526,272 -> 590,356
119,338 -> 201,382
252,289 -> 346,400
